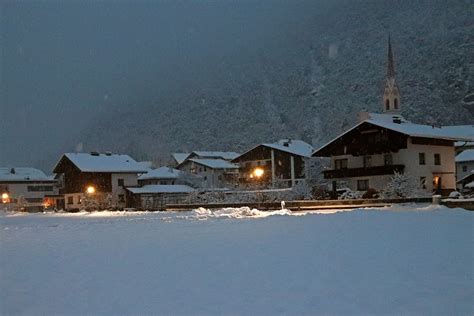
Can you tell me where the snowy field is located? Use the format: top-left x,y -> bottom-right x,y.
1,204 -> 473,315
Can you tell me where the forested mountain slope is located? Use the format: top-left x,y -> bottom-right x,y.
82,0 -> 473,163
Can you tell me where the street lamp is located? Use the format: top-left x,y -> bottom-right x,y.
253,168 -> 264,178
2,192 -> 9,203
86,186 -> 96,194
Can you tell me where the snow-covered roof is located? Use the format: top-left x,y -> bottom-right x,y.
138,167 -> 182,180
0,167 -> 55,182
455,149 -> 474,163
172,153 -> 191,165
127,184 -> 194,194
190,151 -> 241,160
466,181 -> 474,188
314,113 -> 474,156
57,153 -> 149,173
137,161 -> 154,171
188,158 -> 239,169
262,139 -> 314,158
365,114 -> 474,141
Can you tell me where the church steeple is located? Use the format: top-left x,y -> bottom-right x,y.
383,36 -> 401,113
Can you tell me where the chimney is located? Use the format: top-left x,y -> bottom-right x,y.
392,116 -> 402,124
358,111 -> 370,122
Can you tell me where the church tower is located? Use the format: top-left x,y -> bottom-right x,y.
383,37 -> 401,113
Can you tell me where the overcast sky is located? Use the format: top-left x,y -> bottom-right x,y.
1,1 -> 328,170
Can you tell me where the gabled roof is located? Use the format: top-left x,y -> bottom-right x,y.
54,153 -> 149,173
234,139 -> 314,162
185,158 -> 239,170
189,151 -> 240,160
127,184 -> 194,194
456,149 -> 474,163
262,139 -> 314,157
0,167 -> 55,182
138,167 -> 182,180
172,153 -> 191,165
313,113 -> 474,157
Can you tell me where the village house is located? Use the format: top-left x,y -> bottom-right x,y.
53,152 -> 148,210
312,39 -> 473,196
455,149 -> 474,191
176,158 -> 239,189
232,139 -> 314,188
126,184 -> 194,210
171,151 -> 240,166
0,167 -> 59,211
138,167 -> 182,185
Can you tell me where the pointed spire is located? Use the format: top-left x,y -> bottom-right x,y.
387,35 -> 395,78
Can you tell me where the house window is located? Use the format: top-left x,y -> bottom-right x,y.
363,156 -> 372,168
385,99 -> 390,110
27,186 -> 53,192
384,154 -> 393,166
203,176 -> 207,181
204,167 -> 207,172
118,194 -> 125,203
462,165 -> 468,172
357,180 -> 369,191
394,98 -> 398,109
67,196 -> 73,205
434,153 -> 441,165
419,153 -> 426,165
77,196 -> 81,204
335,159 -> 348,170
420,177 -> 427,189
118,178 -> 124,186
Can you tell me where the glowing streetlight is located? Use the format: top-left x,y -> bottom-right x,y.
253,168 -> 264,178
86,186 -> 96,194
2,193 -> 9,203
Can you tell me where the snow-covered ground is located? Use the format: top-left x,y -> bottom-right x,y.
1,204 -> 473,315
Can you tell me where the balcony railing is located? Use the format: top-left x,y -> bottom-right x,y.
324,164 -> 405,179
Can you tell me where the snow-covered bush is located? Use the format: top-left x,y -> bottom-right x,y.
382,172 -> 425,199
448,191 -> 462,199
289,181 -> 313,200
338,189 -> 362,200
82,193 -> 116,211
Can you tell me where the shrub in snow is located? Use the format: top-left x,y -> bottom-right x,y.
362,188 -> 379,199
338,189 -> 362,200
82,193 -> 116,211
382,172 -> 425,199
448,191 -> 462,199
289,181 -> 313,200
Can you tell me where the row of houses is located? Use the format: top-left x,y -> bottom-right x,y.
1,39 -> 473,211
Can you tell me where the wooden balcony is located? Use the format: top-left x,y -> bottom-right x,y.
324,164 -> 405,179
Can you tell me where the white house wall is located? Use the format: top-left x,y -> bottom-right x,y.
329,138 -> 456,193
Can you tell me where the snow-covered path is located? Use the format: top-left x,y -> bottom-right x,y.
1,205 -> 473,315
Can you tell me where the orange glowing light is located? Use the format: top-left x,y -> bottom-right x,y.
86,186 -> 96,194
253,168 -> 264,178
